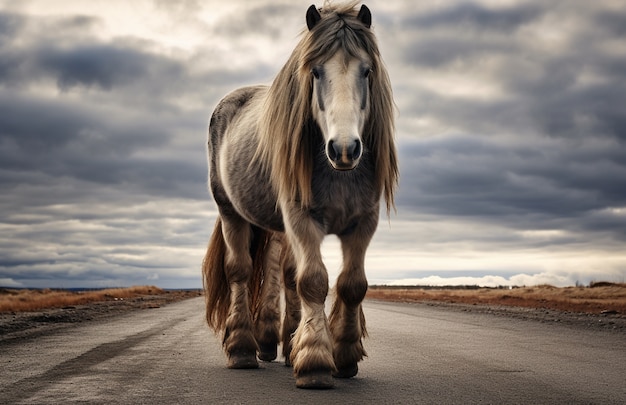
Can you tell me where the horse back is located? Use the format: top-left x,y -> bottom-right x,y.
208,85 -> 266,166
208,86 -> 284,231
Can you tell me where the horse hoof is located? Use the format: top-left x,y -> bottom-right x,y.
227,352 -> 259,369
333,363 -> 358,378
295,370 -> 334,389
258,343 -> 277,362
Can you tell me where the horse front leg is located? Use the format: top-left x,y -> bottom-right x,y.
221,217 -> 258,369
284,208 -> 335,389
329,213 -> 378,378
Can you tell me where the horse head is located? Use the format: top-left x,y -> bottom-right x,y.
257,3 -> 396,210
306,4 -> 372,171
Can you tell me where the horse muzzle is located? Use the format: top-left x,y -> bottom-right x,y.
327,138 -> 362,170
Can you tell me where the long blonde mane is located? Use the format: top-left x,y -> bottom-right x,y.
257,1 -> 398,214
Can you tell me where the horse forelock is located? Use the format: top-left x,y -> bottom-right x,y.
258,2 -> 397,212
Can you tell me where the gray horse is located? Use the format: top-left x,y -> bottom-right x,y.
202,2 -> 397,389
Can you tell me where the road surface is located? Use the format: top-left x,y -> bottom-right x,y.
1,297 -> 624,404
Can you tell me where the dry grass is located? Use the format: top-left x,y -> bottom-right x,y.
7,283 -> 624,315
366,283 -> 626,314
0,286 -> 165,313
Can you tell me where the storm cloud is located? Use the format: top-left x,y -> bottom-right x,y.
1,0 -> 625,288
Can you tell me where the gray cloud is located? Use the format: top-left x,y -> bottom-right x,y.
38,44 -> 179,91
405,2 -> 543,33
397,135 -> 626,229
395,2 -> 626,143
212,3 -> 302,39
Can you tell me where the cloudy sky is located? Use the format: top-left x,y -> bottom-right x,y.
1,0 -> 625,289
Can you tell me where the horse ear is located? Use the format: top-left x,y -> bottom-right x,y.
357,4 -> 372,28
306,5 -> 321,31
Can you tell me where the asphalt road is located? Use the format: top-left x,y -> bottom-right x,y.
1,297 -> 624,404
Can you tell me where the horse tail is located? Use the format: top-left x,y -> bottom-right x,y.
202,217 -> 229,332
203,217 -> 276,333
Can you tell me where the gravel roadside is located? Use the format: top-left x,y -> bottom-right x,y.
392,299 -> 626,333
0,290 -> 202,344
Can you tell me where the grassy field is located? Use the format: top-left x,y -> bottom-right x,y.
0,286 -> 168,313
366,283 -> 626,314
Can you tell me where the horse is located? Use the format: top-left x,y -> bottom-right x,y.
202,2 -> 397,389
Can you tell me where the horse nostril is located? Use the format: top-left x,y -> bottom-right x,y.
348,139 -> 362,161
327,140 -> 341,161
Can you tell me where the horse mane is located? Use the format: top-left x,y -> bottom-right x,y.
256,1 -> 398,214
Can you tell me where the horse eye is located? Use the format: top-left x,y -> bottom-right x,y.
363,68 -> 372,78
311,68 -> 320,79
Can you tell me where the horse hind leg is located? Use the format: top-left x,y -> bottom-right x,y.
280,239 -> 301,367
253,232 -> 282,362
221,217 -> 259,369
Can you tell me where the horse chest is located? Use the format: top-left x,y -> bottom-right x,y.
310,164 -> 378,235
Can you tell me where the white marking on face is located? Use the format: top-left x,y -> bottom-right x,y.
311,51 -> 371,170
